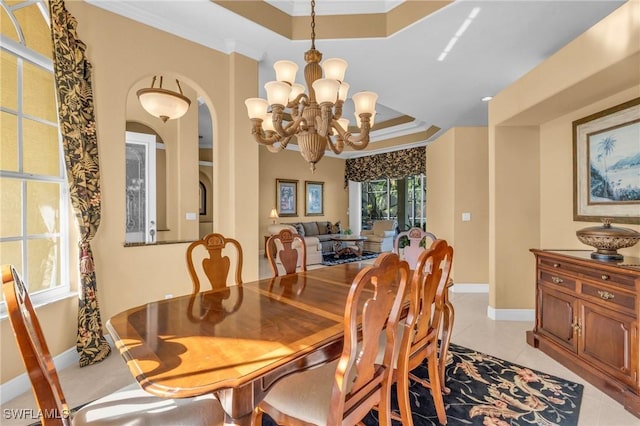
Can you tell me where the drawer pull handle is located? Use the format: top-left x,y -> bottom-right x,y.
551,276 -> 564,284
597,290 -> 615,300
601,274 -> 610,280
553,263 -> 560,268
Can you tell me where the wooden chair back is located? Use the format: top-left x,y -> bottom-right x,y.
334,252 -> 410,425
394,227 -> 436,269
186,233 -> 243,293
266,229 -> 306,276
2,264 -> 70,426
257,253 -> 410,425
396,239 -> 453,425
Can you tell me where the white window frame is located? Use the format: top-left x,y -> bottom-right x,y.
0,1 -> 70,316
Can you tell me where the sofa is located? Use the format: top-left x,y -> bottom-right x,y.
267,224 -> 324,266
361,220 -> 397,253
277,220 -> 342,253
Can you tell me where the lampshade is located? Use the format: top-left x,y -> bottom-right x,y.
312,78 -> 340,104
352,91 -> 378,116
273,60 -> 298,85
269,208 -> 279,224
137,76 -> 191,123
245,98 -> 269,120
321,58 -> 348,82
265,81 -> 292,106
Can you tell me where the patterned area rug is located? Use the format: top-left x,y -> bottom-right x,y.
321,250 -> 379,266
263,343 -> 583,426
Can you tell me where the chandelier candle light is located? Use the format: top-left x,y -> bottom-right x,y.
245,0 -> 378,172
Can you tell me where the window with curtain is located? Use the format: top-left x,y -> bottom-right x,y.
0,0 -> 69,311
360,174 -> 426,230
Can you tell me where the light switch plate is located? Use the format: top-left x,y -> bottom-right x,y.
186,212 -> 197,220
462,212 -> 471,222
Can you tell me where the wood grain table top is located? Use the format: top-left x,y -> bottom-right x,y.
106,262 -> 371,399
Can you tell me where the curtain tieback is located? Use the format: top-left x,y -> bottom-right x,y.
80,243 -> 94,274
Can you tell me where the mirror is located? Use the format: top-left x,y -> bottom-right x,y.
125,76 -> 213,245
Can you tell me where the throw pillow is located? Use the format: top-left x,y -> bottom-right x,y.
316,221 -> 328,235
294,223 -> 305,236
302,221 -> 319,236
331,221 -> 342,234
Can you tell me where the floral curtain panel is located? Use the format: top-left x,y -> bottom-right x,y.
49,0 -> 111,366
344,146 -> 426,187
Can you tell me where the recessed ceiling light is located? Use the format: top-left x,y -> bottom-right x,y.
481,96 -> 493,102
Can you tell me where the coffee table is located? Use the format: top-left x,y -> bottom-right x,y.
331,235 -> 367,257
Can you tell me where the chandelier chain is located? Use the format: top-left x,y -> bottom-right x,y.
310,0 -> 316,50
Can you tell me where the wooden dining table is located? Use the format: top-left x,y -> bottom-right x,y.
106,262 -> 374,425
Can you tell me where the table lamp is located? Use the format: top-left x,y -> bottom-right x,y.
269,208 -> 279,224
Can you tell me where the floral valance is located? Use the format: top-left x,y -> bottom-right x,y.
344,146 -> 426,187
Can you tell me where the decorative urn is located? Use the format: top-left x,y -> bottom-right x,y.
576,218 -> 640,260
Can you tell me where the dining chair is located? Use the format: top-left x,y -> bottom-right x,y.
254,252 -> 410,426
1,264 -> 225,426
395,239 -> 453,426
266,228 -> 307,276
186,232 -> 243,293
394,227 -> 436,269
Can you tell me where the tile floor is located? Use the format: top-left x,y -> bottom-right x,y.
2,256 -> 639,425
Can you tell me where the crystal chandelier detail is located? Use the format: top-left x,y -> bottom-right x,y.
244,0 -> 378,172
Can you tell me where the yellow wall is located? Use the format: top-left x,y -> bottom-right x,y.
258,149 -> 349,248
1,2 -> 260,383
488,0 -> 640,310
427,127 -> 489,285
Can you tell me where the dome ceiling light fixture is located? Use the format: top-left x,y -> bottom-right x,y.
137,75 -> 191,123
244,0 -> 378,172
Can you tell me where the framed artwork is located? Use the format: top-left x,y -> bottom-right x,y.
305,181 -> 324,216
573,97 -> 640,224
276,179 -> 298,217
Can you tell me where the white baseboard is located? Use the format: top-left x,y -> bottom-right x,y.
1,336 -> 115,404
487,306 -> 535,322
451,283 -> 489,293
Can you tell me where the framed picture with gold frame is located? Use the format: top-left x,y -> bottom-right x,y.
573,97 -> 640,224
276,179 -> 298,217
305,181 -> 324,216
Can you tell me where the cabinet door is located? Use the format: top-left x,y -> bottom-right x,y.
538,284 -> 578,352
579,301 -> 638,387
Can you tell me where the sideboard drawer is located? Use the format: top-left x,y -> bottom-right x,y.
580,268 -> 637,288
582,283 -> 636,314
540,270 -> 576,292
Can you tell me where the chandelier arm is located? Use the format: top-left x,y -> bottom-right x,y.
272,107 -> 305,138
315,103 -> 334,138
249,119 -> 283,146
265,136 -> 294,153
331,115 -> 372,150
325,134 -> 344,154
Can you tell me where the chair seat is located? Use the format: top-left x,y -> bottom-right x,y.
72,383 -> 224,426
262,360 -> 339,425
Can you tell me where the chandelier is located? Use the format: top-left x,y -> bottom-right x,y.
244,0 -> 378,172
137,76 -> 191,123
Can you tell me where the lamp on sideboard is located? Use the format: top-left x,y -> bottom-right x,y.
270,208 -> 279,224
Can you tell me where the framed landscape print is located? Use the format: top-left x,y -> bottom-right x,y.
305,181 -> 324,216
573,97 -> 640,224
276,179 -> 298,217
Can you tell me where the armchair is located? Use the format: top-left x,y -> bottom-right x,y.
362,219 -> 397,253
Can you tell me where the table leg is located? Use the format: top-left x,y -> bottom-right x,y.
216,384 -> 259,426
354,240 -> 363,256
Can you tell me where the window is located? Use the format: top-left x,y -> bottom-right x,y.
361,174 -> 425,230
0,1 -> 69,310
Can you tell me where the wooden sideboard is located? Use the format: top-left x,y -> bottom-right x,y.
528,249 -> 640,417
